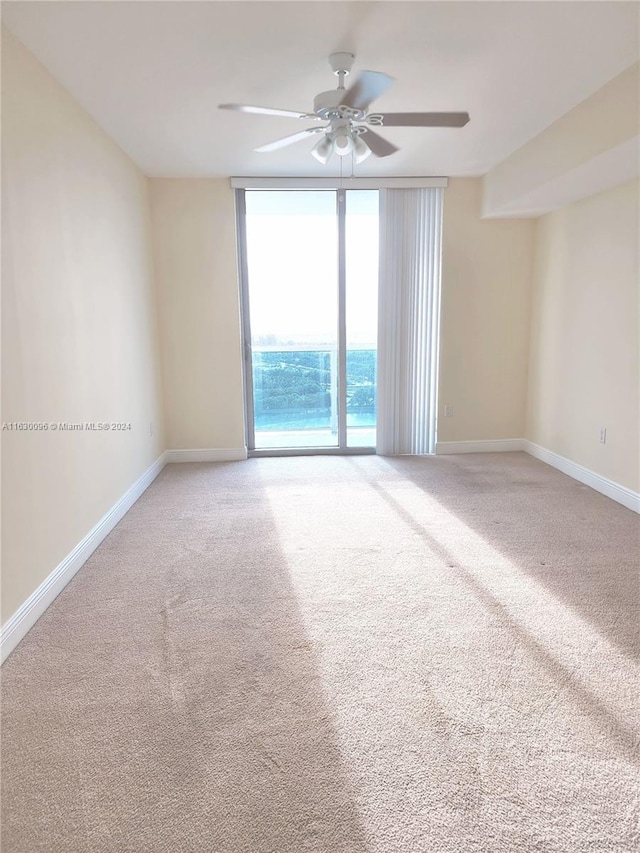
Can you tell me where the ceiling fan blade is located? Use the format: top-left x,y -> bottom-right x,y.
255,128 -> 324,153
219,103 -> 320,120
340,71 -> 394,112
361,129 -> 399,158
380,112 -> 470,128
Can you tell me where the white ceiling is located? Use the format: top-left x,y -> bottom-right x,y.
3,1 -> 638,178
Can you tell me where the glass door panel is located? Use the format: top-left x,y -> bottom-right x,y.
245,191 -> 338,449
345,191 -> 379,447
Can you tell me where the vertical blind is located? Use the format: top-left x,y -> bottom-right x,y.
376,188 -> 444,456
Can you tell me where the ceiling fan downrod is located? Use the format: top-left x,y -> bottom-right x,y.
329,52 -> 355,90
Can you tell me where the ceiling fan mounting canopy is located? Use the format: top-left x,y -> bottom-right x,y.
328,52 -> 355,77
218,53 -> 470,164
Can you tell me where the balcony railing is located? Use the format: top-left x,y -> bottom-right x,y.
252,346 -> 376,437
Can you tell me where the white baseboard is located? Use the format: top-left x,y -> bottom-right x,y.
1,446 -> 249,663
523,440 -> 640,514
436,439 -> 524,454
0,447 -> 247,662
436,437 -> 638,513
5,437 -> 633,664
165,447 -> 248,463
0,452 -> 168,664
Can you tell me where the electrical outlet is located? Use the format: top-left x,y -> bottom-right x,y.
444,405 -> 454,417
599,427 -> 606,444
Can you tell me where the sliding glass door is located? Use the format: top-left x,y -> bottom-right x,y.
244,191 -> 339,450
238,189 -> 378,454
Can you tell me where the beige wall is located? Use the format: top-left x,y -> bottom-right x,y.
438,179 -> 535,443
148,177 -> 535,452
1,29 -> 165,623
526,180 -> 639,492
149,179 -> 245,451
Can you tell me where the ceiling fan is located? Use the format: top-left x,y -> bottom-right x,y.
219,53 -> 470,164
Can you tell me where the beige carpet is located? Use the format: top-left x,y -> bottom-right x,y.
1,453 -> 639,852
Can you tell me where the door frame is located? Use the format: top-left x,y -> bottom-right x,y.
235,187 -> 376,457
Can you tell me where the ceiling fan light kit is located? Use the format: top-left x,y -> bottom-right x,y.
310,135 -> 334,165
310,124 -> 372,165
352,133 -> 372,164
219,53 -> 470,166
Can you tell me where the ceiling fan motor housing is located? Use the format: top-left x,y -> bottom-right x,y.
313,91 -> 367,123
313,89 -> 344,118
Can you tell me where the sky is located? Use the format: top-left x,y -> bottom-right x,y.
245,190 -> 378,347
